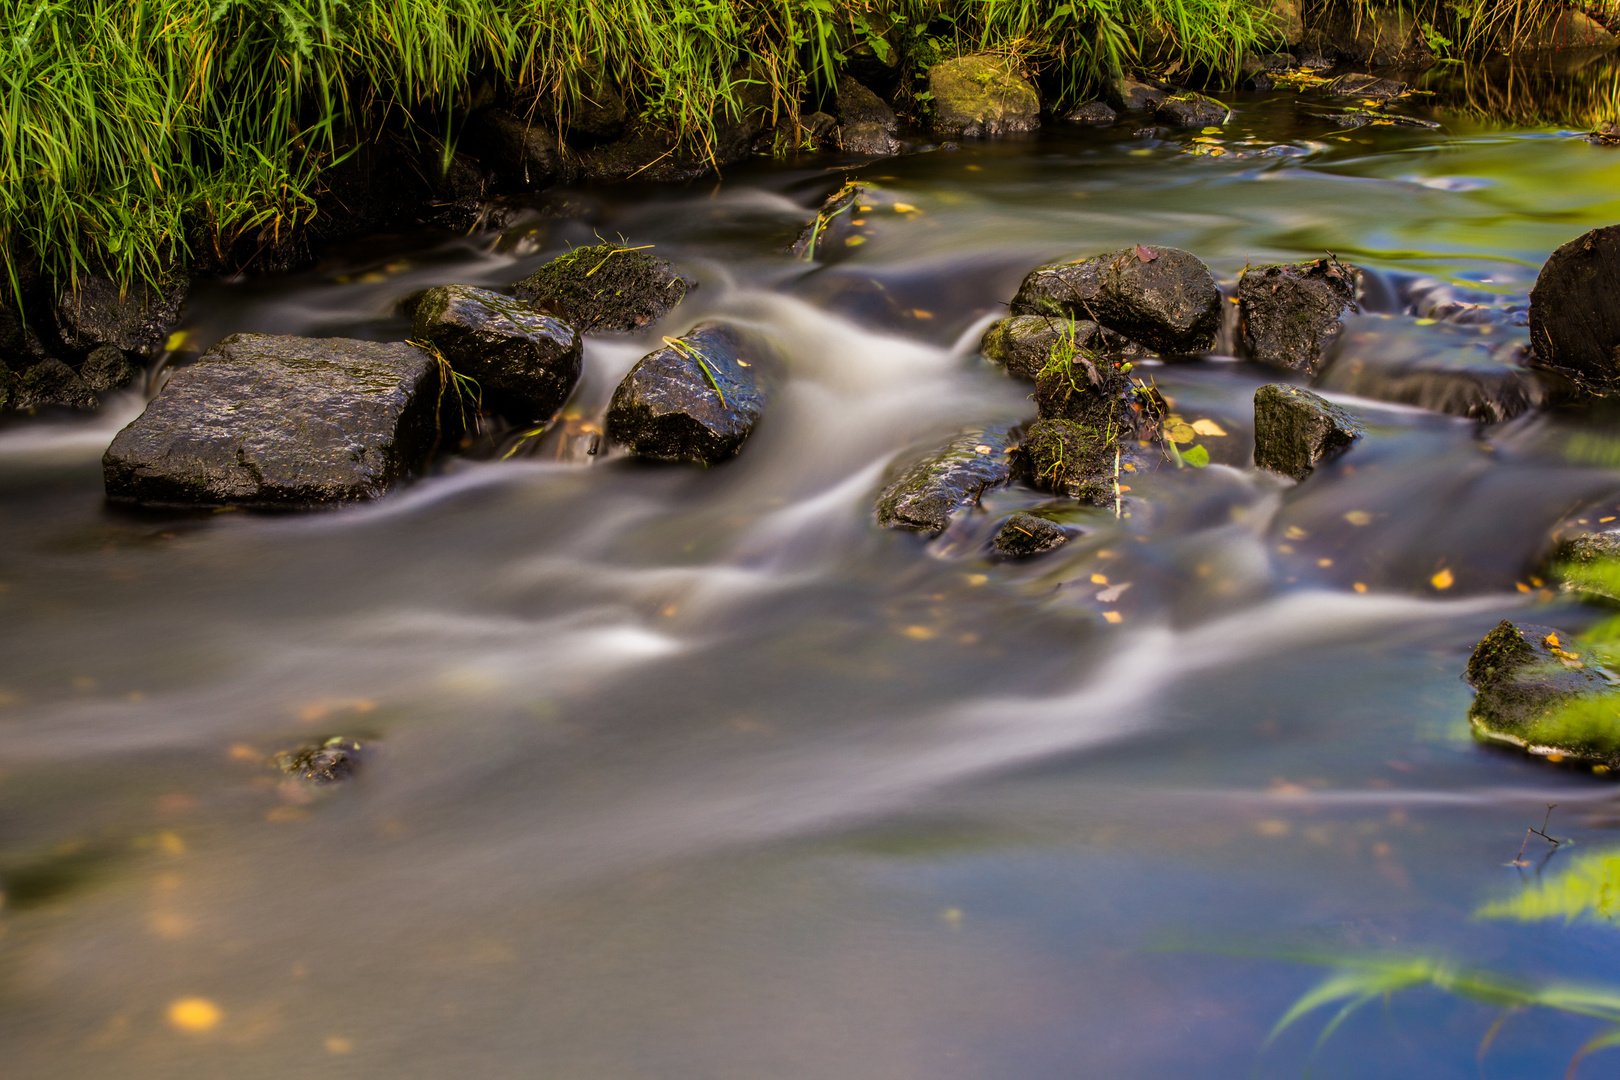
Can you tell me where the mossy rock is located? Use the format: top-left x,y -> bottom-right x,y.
1010,246 -> 1221,355
1153,93 -> 1231,128
993,512 -> 1071,557
1019,418 -> 1115,504
1465,620 -> 1620,767
512,244 -> 694,333
875,424 -> 1018,535
1252,383 -> 1363,480
927,54 -> 1041,139
980,315 -> 1126,382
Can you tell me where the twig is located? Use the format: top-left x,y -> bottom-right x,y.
1510,804 -> 1561,867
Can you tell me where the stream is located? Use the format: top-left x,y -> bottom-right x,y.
6,65 -> 1620,1078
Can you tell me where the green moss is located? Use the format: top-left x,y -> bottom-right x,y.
512,243 -> 692,332
1021,418 -> 1115,504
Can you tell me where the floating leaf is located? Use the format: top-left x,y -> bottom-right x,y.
1431,568 -> 1455,590
1166,420 -> 1197,444
1182,444 -> 1211,468
1191,419 -> 1227,436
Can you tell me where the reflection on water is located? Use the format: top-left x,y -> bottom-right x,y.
1429,49 -> 1620,131
8,78 -> 1620,1079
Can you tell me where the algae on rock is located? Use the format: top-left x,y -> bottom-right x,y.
513,243 -> 694,332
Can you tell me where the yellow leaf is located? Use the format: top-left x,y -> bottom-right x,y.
1344,511 -> 1372,526
1166,421 -> 1197,444
1191,419 -> 1227,436
168,998 -> 221,1033
1431,568 -> 1454,590
892,202 -> 919,213
845,235 -> 865,246
1102,611 -> 1123,624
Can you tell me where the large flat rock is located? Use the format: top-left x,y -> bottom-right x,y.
104,334 -> 440,508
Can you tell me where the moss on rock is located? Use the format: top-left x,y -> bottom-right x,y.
512,243 -> 694,333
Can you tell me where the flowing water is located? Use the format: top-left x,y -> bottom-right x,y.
6,68 -> 1620,1079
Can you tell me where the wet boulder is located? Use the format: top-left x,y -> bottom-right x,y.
875,424 -> 1018,535
1316,5 -> 1435,67
790,183 -> 866,260
927,55 -> 1041,139
1153,93 -> 1230,128
980,315 -> 1122,381
1238,257 -> 1358,374
56,273 -> 185,357
801,111 -> 840,150
1528,225 -> 1620,392
1010,245 -> 1223,354
993,512 -> 1071,557
411,285 -> 581,421
836,75 -> 901,156
1324,73 -> 1407,99
471,108 -> 574,188
103,335 -> 441,508
1107,75 -> 1168,112
1034,350 -> 1148,436
1065,101 -> 1116,126
1019,419 -> 1115,504
605,323 -> 765,465
79,345 -> 143,393
14,358 -> 98,412
512,243 -> 694,332
1466,620 -> 1620,767
1252,383 -> 1364,480
1298,108 -> 1440,130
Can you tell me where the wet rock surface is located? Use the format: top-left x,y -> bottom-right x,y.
1065,101 -> 1116,125
80,345 -> 143,393
980,316 -> 1123,381
14,358 -> 98,412
993,512 -> 1071,557
927,55 -> 1041,139
1528,225 -> 1620,392
56,273 -> 185,356
275,736 -> 363,783
1252,383 -> 1364,480
1238,257 -> 1358,374
875,424 -> 1017,535
1316,6 -> 1435,67
512,243 -> 693,332
103,335 -> 440,507
1019,418 -> 1116,504
1033,350 -> 1149,437
1324,73 -> 1407,99
836,75 -> 901,156
1010,246 -> 1222,354
1299,107 -> 1440,129
605,323 -> 765,465
1312,317 -> 1547,423
1153,93 -> 1230,127
411,285 -> 581,422
1465,620 -> 1620,765
1107,75 -> 1169,111
791,183 -> 866,260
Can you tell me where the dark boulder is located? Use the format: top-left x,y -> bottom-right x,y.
577,67 -> 773,183
274,736 -> 363,783
1019,419 -> 1115,504
1238,258 -> 1358,374
411,285 -> 581,421
1033,350 -> 1149,437
1466,620 -> 1620,766
1065,101 -> 1117,126
1316,6 -> 1435,67
1107,75 -> 1169,111
790,183 -> 866,260
471,108 -> 574,188
0,363 -> 14,411
993,512 -> 1071,557
836,75 -> 900,156
561,66 -> 628,144
80,345 -> 144,393
56,273 -> 185,356
801,111 -> 840,150
1324,73 -> 1408,99
980,315 -> 1124,381
605,323 -> 766,464
14,358 -> 98,412
512,243 -> 694,332
875,424 -> 1018,535
103,335 -> 441,508
1010,246 -> 1222,354
1252,383 -> 1364,480
1528,225 -> 1620,392
927,55 -> 1041,139
1153,93 -> 1231,128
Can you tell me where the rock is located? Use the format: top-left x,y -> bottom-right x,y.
576,67 -> 773,183
512,243 -> 694,332
1065,101 -> 1116,125
1257,0 -> 1305,45
1241,52 -> 1298,78
836,75 -> 900,156
1107,75 -> 1169,111
993,512 -> 1071,557
604,323 -> 765,464
1299,108 -> 1441,130
274,736 -> 363,783
1325,73 -> 1407,99
1552,531 -> 1620,568
1528,225 -> 1620,392
411,286 -> 582,422
1238,258 -> 1359,374
875,424 -> 1018,535
801,111 -> 840,150
927,55 -> 1041,139
1019,418 -> 1115,504
1252,383 -> 1364,480
1033,350 -> 1148,437
470,108 -> 573,188
1153,93 -> 1230,128
1507,10 -> 1615,50
0,364 -> 14,411
79,345 -> 143,393
103,335 -> 441,507
13,358 -> 98,412
1010,246 -> 1222,354
1292,30 -> 1336,69
562,66 -> 627,144
56,273 -> 185,356
1317,6 -> 1436,67
790,182 -> 865,260
980,315 -> 1124,380
1312,317 -> 1546,423
1466,620 -> 1620,766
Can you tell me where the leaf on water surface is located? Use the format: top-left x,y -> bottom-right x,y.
1165,420 -> 1197,444
1181,444 -> 1210,468
1191,419 -> 1227,436
1431,568 -> 1454,589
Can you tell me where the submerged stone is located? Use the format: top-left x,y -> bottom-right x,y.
1153,93 -> 1230,127
980,315 -> 1121,381
927,55 -> 1041,139
411,285 -> 581,421
836,75 -> 900,156
1324,73 -> 1407,99
1252,383 -> 1364,480
79,345 -> 143,393
274,736 -> 363,783
1010,246 -> 1222,354
1238,258 -> 1358,375
605,323 -> 765,464
1465,620 -> 1620,766
512,243 -> 693,332
1528,225 -> 1620,392
1299,108 -> 1440,129
56,273 -> 185,356
875,424 -> 1018,535
993,512 -> 1071,557
791,183 -> 866,259
14,358 -> 98,412
103,334 -> 440,508
1019,418 -> 1115,504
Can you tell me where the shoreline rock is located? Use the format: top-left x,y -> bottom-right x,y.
927,55 -> 1041,139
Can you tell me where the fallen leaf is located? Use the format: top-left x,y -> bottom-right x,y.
1097,582 -> 1132,602
1135,244 -> 1158,263
1191,419 -> 1227,436
1181,444 -> 1211,467
167,998 -> 221,1033
892,202 -> 919,213
1102,611 -> 1123,624
1344,511 -> 1372,526
1431,568 -> 1454,590
1166,421 -> 1197,444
